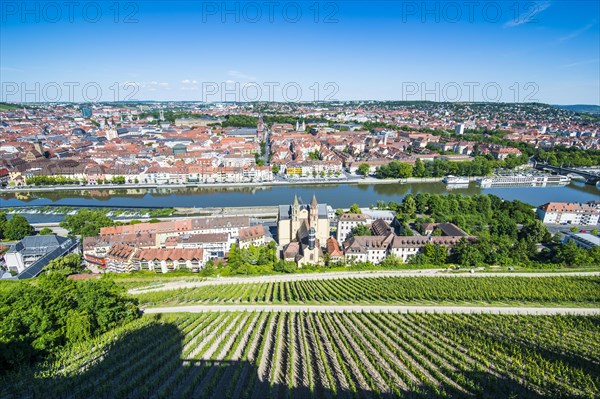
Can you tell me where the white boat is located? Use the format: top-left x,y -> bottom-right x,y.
443,175 -> 470,184
477,174 -> 571,188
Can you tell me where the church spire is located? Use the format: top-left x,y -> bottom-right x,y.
311,194 -> 318,209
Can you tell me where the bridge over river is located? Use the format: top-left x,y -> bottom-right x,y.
534,163 -> 600,185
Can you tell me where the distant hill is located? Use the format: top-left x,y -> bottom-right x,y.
554,104 -> 600,115
0,102 -> 23,111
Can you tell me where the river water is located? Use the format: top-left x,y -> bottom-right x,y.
1,181 -> 598,213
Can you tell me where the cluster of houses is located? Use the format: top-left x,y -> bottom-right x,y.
5,198 -> 600,279
276,196 -> 474,268
82,216 -> 267,273
1,102 -> 555,189
75,196 -> 474,274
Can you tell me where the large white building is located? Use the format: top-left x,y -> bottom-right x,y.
337,213 -> 372,244
3,235 -> 80,279
100,216 -> 250,246
537,202 -> 600,225
342,220 -> 472,264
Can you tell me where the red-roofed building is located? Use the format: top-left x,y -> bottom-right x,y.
0,167 -> 9,186
326,237 -> 343,262
134,248 -> 204,273
537,202 -> 600,225
238,225 -> 266,248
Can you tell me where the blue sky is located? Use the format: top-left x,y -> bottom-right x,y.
1,1 -> 599,104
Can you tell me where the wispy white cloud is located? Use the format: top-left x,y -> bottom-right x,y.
181,79 -> 198,84
227,70 -> 256,81
136,81 -> 171,91
504,1 -> 551,28
559,22 -> 596,42
559,58 -> 599,69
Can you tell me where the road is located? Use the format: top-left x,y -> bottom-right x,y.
30,223 -> 70,236
143,304 -> 600,315
3,175 -> 445,194
128,270 -> 600,294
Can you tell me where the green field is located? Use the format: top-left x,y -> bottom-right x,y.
133,276 -> 600,307
3,312 -> 599,399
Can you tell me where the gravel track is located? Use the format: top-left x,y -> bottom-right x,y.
143,304 -> 600,315
129,271 -> 600,294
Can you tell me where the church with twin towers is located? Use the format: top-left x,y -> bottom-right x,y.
277,195 -> 330,266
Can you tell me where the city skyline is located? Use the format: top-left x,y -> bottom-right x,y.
1,1 -> 599,104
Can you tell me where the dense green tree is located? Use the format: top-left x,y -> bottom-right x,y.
260,141 -> 266,156
415,193 -> 430,214
0,212 -> 7,239
402,194 -> 417,217
227,244 -> 242,271
376,161 -> 413,179
39,227 -> 53,235
110,176 -> 126,184
351,224 -> 372,237
452,238 -> 484,266
349,203 -> 362,214
308,150 -> 321,161
414,158 -> 426,177
410,243 -> 447,265
553,240 -> 590,266
357,163 -> 370,176
519,220 -> 549,243
60,209 -> 114,237
221,114 -> 258,127
25,176 -> 80,186
0,274 -> 138,373
43,254 -> 82,275
489,213 -> 518,239
65,310 -> 93,343
3,215 -> 34,240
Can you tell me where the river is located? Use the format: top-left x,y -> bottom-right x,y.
1,181 -> 598,215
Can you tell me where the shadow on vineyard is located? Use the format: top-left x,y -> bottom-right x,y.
5,322 -> 331,399
5,316 -> 589,399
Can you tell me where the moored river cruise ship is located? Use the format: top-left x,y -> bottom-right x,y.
477,174 -> 571,188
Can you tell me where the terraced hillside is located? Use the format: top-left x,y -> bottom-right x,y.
133,276 -> 600,307
4,312 -> 599,399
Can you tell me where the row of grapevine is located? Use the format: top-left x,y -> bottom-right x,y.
134,276 -> 600,306
3,312 -> 599,398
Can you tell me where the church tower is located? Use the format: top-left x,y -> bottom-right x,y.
291,194 -> 300,240
257,115 -> 265,141
309,195 -> 319,231
33,140 -> 44,157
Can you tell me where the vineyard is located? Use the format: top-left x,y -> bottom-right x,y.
132,276 -> 600,307
3,312 -> 599,399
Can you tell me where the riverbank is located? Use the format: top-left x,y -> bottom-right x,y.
2,180 -> 597,216
1,176 -> 446,193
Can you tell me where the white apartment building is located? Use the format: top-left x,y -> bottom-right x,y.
537,202 -> 600,225
337,213 -> 372,243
